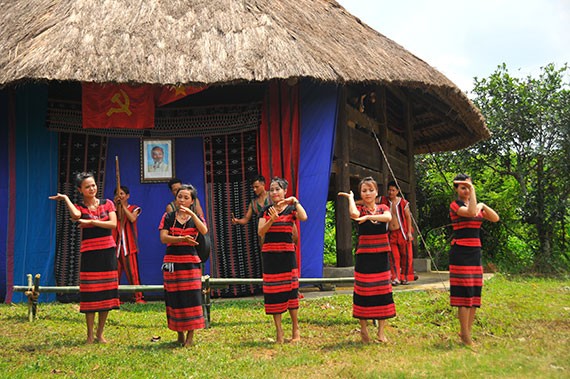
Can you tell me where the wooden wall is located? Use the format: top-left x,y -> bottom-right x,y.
331,84 -> 417,266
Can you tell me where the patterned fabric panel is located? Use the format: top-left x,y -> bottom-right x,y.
204,130 -> 262,297
54,133 -> 107,302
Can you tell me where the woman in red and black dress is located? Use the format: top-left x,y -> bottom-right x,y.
339,176 -> 394,343
258,177 -> 308,343
450,174 -> 499,346
50,172 -> 119,344
159,184 -> 208,347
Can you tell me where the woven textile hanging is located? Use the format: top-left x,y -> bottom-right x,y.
204,130 -> 262,297
54,133 -> 107,302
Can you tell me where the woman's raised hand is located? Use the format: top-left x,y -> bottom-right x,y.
49,193 -> 68,201
337,190 -> 354,199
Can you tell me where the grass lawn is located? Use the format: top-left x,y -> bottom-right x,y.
1,274 -> 569,378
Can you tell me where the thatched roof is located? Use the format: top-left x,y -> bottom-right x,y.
0,0 -> 488,152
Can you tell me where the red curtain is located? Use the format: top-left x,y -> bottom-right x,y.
258,79 -> 302,271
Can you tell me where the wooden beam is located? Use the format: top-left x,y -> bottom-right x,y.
378,87 -> 389,192
334,87 -> 354,267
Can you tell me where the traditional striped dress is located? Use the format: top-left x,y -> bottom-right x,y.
449,200 -> 484,307
76,199 -> 120,313
114,204 -> 144,302
353,204 -> 396,320
159,212 -> 205,331
261,205 -> 299,314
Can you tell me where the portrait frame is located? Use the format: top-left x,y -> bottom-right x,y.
141,139 -> 175,183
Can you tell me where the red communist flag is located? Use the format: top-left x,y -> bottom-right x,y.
82,83 -> 155,129
155,85 -> 208,106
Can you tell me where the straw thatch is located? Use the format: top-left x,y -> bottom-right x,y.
0,0 -> 488,152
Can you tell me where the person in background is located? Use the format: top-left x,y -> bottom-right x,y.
49,172 -> 119,344
166,177 -> 204,218
338,176 -> 395,343
232,175 -> 271,227
449,174 -> 499,346
258,177 -> 308,343
159,184 -> 208,346
114,185 -> 145,304
383,181 -> 415,286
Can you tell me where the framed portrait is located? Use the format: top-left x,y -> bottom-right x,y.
141,139 -> 175,183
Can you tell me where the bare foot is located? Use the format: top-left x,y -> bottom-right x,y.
86,338 -> 94,344
290,333 -> 301,343
96,336 -> 108,344
360,329 -> 371,343
276,330 -> 285,344
459,333 -> 473,346
377,334 -> 388,343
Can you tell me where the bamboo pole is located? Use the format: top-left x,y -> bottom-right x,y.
13,277 -> 355,294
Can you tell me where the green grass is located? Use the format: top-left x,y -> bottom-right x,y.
1,275 -> 569,378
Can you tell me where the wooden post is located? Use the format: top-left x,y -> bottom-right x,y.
378,87 -> 389,191
24,274 -> 41,322
404,97 -> 418,256
335,86 -> 354,267
202,275 -> 211,328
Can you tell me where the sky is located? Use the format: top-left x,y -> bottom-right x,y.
336,0 -> 570,93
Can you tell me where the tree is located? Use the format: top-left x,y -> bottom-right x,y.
469,63 -> 570,272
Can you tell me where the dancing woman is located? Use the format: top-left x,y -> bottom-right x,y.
49,172 -> 119,344
159,184 -> 208,346
339,176 -> 395,343
258,177 -> 308,343
450,174 -> 499,346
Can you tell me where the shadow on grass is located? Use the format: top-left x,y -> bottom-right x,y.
209,319 -> 265,327
238,339 -> 280,348
319,340 -> 369,351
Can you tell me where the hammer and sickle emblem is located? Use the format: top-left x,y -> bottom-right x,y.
174,86 -> 187,96
106,89 -> 132,116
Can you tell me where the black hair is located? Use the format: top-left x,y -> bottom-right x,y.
453,173 -> 471,188
270,177 -> 288,191
75,172 -> 95,188
252,175 -> 266,185
387,180 -> 398,189
176,184 -> 197,200
114,185 -> 130,195
168,177 -> 182,190
358,176 -> 378,193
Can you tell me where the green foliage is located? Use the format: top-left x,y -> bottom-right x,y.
416,63 -> 570,274
1,277 -> 569,378
323,201 -> 337,266
323,201 -> 358,267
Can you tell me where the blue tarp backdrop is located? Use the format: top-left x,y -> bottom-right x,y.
103,137 -> 208,287
1,82 -> 338,302
298,83 -> 338,278
12,85 -> 58,303
0,91 -> 8,300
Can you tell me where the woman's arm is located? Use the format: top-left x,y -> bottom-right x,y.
258,207 -> 279,239
77,210 -> 117,229
178,205 -> 208,235
159,229 -> 198,245
337,191 -> 360,219
49,193 -> 81,220
479,203 -> 500,223
454,181 -> 478,218
355,209 -> 391,224
279,197 -> 308,222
